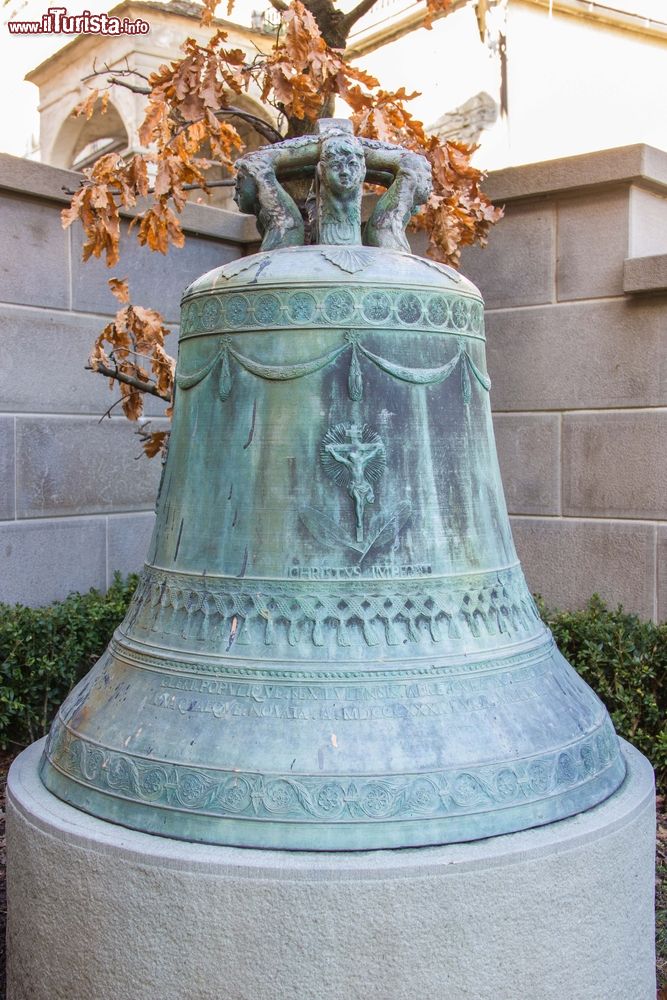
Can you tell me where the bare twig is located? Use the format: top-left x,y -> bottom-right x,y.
97,393 -> 137,422
168,105 -> 283,146
135,422 -> 170,459
87,362 -> 172,401
63,177 -> 236,197
183,179 -> 236,189
83,59 -> 151,84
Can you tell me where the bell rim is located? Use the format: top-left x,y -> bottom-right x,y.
39,736 -> 626,852
40,693 -> 626,853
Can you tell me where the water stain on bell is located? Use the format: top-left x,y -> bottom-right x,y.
40,120 -> 626,850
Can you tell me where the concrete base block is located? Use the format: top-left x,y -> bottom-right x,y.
7,739 -> 656,1000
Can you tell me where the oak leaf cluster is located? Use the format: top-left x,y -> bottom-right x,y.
63,0 -> 502,456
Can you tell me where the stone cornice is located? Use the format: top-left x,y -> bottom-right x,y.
481,144 -> 667,204
0,152 -> 259,243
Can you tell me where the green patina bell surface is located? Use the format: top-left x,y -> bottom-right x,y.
40,121 -> 625,849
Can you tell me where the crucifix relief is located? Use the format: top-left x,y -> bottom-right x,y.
321,423 -> 386,542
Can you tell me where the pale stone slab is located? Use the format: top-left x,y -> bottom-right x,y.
107,511 -> 156,585
0,516 -> 106,606
481,143 -> 667,203
658,525 -> 667,624
16,417 -> 165,519
6,739 -> 656,1000
0,416 -> 15,521
486,297 -> 667,411
510,516 -> 656,618
71,225 -> 241,322
624,253 -> 667,295
629,187 -> 667,258
0,191 -> 69,310
492,413 -> 560,515
0,307 -> 108,414
460,200 -> 555,309
556,188 -> 628,301
0,305 -> 173,417
0,152 -> 82,206
562,410 -> 667,519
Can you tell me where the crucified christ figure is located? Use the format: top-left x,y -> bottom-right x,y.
323,424 -> 386,542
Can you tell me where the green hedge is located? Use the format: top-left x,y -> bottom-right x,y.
0,580 -> 665,785
0,573 -> 137,749
539,595 -> 667,785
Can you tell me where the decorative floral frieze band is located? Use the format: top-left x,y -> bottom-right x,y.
179,285 -> 485,341
44,715 -> 621,825
175,331 -> 490,405
121,564 -> 540,651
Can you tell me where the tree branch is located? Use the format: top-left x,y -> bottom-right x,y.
98,75 -> 283,144
341,0 -> 378,31
88,362 -> 172,401
84,57 -> 284,145
267,0 -> 288,12
215,107 -> 283,144
106,77 -> 150,95
63,178 -> 235,197
183,179 -> 235,190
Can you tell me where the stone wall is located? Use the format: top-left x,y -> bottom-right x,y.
0,154 -> 255,605
1,146 -> 665,618
461,144 -> 667,620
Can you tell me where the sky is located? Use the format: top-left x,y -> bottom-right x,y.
0,0 -> 666,158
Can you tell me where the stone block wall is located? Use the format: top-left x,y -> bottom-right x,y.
461,144 -> 667,620
0,154 -> 254,605
1,146 -> 665,618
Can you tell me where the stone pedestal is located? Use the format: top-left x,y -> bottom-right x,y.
7,739 -> 656,1000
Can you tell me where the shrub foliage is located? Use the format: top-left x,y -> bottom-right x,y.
0,574 -> 137,749
540,595 -> 667,785
0,583 -> 665,785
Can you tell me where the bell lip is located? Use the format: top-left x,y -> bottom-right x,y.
39,749 -> 626,852
39,734 -> 627,852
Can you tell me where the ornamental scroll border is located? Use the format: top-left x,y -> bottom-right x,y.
44,714 -> 622,825
175,332 -> 491,405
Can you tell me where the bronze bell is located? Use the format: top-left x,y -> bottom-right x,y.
40,120 -> 625,850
